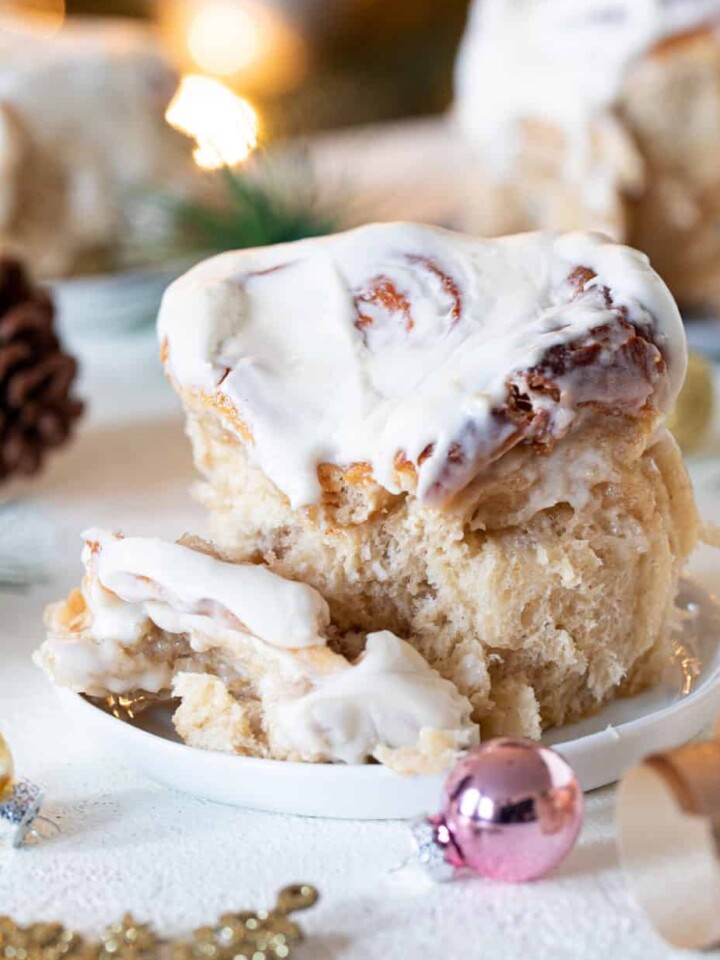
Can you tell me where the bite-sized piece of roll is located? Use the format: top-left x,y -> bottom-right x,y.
37,530 -> 477,772
157,222 -> 699,739
455,0 -> 720,310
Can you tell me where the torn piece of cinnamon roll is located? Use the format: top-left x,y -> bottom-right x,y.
37,530 -> 477,772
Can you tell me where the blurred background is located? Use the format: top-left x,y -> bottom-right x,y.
0,0 -> 719,471
67,0 -> 472,135
1,0 -> 720,566
0,0 -> 481,284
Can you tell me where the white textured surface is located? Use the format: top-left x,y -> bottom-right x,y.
1,322 -> 720,958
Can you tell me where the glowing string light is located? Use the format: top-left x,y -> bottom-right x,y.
165,74 -> 259,171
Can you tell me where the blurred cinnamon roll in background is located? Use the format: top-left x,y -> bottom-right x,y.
456,0 -> 720,311
0,17 -> 192,277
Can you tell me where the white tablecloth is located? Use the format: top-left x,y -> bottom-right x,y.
2,323 -> 720,959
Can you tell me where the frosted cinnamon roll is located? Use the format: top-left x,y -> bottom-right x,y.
37,530 -> 477,773
154,222 -> 699,739
455,0 -> 720,310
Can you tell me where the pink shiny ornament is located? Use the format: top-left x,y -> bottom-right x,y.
431,738 -> 583,883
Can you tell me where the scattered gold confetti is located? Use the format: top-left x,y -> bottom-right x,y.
0,886 -> 318,960
98,916 -> 160,960
0,917 -> 90,960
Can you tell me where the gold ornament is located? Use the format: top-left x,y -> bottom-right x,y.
0,733 -> 14,801
0,886 -> 319,960
667,350 -> 715,453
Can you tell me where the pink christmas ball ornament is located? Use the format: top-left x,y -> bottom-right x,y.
412,738 -> 583,883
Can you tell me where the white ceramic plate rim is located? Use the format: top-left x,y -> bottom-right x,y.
61,662 -> 720,777
57,581 -> 720,819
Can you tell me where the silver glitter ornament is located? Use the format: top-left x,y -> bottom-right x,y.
0,778 -> 58,848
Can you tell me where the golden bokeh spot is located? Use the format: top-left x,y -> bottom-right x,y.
0,0 -> 65,37
165,74 -> 259,171
188,1 -> 262,78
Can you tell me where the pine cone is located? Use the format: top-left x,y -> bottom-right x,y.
0,256 -> 83,482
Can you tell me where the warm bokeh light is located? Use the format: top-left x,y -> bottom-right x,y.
0,0 -> 65,37
188,1 -> 261,77
157,0 -> 307,97
165,74 -> 259,171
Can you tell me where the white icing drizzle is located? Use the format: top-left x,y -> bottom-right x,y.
38,531 -> 478,765
268,630 -> 477,765
158,223 -> 686,508
82,529 -> 330,650
455,0 -> 720,185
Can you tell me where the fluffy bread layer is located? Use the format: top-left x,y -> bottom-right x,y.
186,413 -> 698,739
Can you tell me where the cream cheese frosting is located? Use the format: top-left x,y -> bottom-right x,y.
80,529 -> 330,650
269,631 -> 477,765
158,222 -> 685,508
37,531 -> 478,767
455,0 -> 720,183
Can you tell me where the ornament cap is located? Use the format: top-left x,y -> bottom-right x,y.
410,817 -> 456,882
0,779 -> 58,848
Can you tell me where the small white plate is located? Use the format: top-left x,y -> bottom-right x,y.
57,581 -> 720,820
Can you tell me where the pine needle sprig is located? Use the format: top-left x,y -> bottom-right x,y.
152,150 -> 340,257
